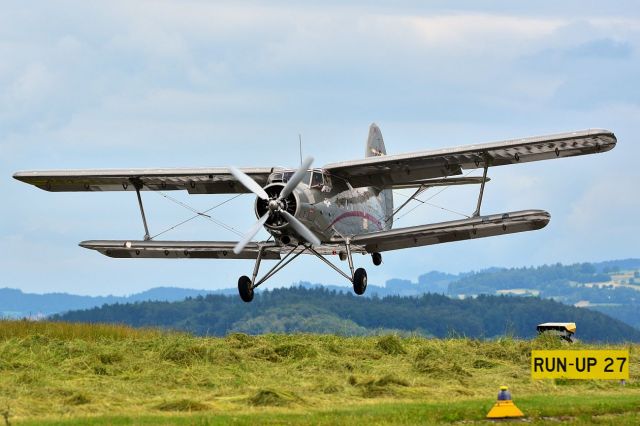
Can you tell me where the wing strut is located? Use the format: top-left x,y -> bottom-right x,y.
307,243 -> 354,282
251,245 -> 307,289
247,239 -> 361,291
132,179 -> 151,241
472,161 -> 490,218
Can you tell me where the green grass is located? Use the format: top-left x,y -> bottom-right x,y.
1,320 -> 638,425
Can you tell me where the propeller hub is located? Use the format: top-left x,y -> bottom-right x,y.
268,199 -> 281,212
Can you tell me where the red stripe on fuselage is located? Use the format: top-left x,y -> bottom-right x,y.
327,211 -> 383,230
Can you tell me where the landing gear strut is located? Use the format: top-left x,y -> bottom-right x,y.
235,240 -> 369,302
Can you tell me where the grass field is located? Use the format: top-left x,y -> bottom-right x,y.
0,320 -> 638,425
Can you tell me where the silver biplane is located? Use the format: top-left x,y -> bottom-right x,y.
13,125 -> 616,302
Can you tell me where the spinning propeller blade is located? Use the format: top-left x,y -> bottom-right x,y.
279,156 -> 313,200
280,210 -> 321,246
233,213 -> 270,254
229,166 -> 269,200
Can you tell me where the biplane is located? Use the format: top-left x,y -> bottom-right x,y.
13,124 -> 616,302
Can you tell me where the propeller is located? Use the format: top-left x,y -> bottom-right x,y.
229,167 -> 269,200
230,157 -> 320,254
279,157 -> 313,200
280,210 -> 321,246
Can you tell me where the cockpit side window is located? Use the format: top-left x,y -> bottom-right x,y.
323,173 -> 332,189
311,171 -> 324,188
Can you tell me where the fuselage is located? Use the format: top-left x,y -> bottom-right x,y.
257,168 -> 392,245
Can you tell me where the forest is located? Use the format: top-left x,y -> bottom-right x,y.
54,287 -> 640,342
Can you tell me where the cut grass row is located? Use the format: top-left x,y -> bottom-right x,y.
1,320 -> 638,424
14,395 -> 640,425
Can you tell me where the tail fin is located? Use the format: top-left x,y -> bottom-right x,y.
365,123 -> 394,229
366,123 -> 387,158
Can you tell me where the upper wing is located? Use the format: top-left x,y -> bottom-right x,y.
13,167 -> 274,194
349,210 -> 550,253
324,129 -> 616,188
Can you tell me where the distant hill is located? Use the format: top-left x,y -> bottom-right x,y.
53,287 -> 640,343
592,258 -> 640,273
445,260 -> 640,329
0,287 -> 233,318
4,258 -> 639,330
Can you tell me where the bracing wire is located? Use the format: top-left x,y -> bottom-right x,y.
394,170 -> 476,222
151,193 -> 245,239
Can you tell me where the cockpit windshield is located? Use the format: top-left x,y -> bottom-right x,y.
280,171 -> 311,185
269,169 -> 329,189
282,171 -> 295,183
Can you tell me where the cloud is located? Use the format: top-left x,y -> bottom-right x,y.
566,38 -> 633,59
567,176 -> 640,235
2,1 -> 639,294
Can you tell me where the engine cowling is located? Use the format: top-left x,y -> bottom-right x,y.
254,183 -> 298,229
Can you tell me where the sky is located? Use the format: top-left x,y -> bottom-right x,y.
1,1 -> 639,296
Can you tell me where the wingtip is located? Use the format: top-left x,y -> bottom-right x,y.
12,171 -> 26,181
536,210 -> 552,229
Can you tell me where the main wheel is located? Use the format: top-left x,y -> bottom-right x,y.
353,267 -> 368,295
372,252 -> 382,266
238,275 -> 254,303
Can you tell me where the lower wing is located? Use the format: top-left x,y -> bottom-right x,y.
79,210 -> 548,259
348,210 -> 550,253
79,241 -> 281,259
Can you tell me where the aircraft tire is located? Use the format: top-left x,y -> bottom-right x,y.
353,268 -> 368,295
238,275 -> 254,303
372,252 -> 382,266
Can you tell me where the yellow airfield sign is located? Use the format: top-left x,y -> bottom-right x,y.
531,350 -> 629,380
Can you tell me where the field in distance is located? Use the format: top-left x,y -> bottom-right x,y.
0,320 -> 639,425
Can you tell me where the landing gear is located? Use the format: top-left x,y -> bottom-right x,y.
238,275 -> 254,303
235,240 -> 370,301
372,252 -> 382,266
353,267 -> 368,295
